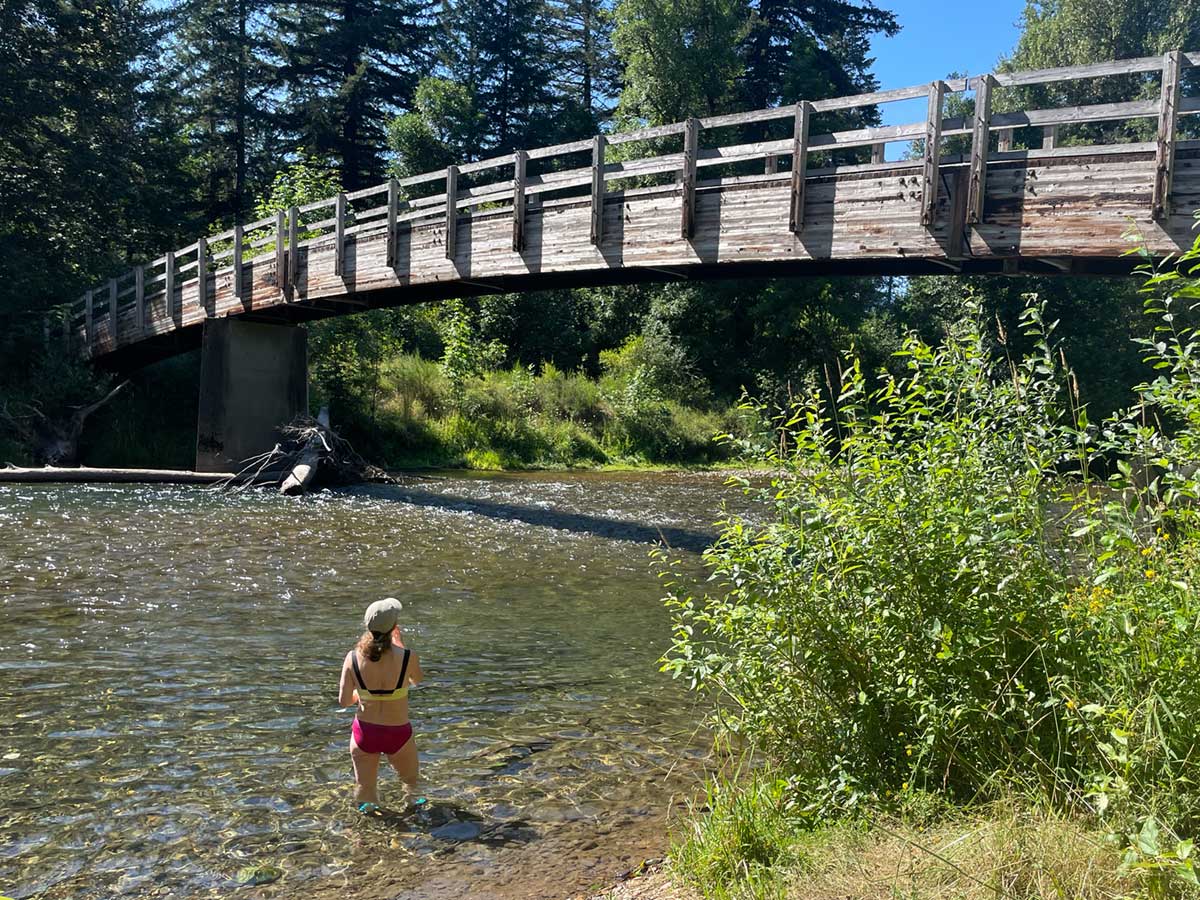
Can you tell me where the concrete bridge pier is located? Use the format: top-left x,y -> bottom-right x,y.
195,318 -> 308,473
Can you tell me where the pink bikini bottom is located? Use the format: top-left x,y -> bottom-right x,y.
352,718 -> 413,755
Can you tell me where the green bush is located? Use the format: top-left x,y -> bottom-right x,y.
661,295 -> 1200,856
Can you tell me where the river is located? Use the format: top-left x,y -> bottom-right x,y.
0,471 -> 756,899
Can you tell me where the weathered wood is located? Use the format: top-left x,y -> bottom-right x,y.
135,265 -> 145,334
445,165 -> 459,260
992,54 -> 1166,88
788,101 -> 812,233
233,224 -> 244,303
0,465 -> 240,485
334,192 -> 347,277
386,178 -> 399,268
681,117 -> 700,238
275,210 -> 286,297
968,74 -> 994,225
1153,49 -> 1183,220
591,135 -> 606,246
512,149 -> 528,252
921,80 -> 946,227
164,251 -> 176,324
287,206 -> 299,296
65,49 -> 1200,365
108,279 -> 118,345
197,236 -> 208,317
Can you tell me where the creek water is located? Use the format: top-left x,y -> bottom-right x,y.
0,472 -> 756,899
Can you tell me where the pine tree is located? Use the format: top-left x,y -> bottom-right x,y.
441,0 -> 557,151
169,0 -> 277,223
271,0 -> 435,189
741,0 -> 898,110
546,0 -> 620,133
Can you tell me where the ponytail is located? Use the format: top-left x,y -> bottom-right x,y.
356,629 -> 392,662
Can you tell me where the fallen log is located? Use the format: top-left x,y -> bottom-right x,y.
279,430 -> 329,495
0,465 -> 236,485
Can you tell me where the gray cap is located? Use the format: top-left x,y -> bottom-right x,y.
364,597 -> 403,635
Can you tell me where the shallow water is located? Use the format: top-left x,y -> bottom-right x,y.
0,471 -> 754,899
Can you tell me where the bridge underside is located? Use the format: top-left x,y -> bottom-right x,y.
82,149 -> 1197,374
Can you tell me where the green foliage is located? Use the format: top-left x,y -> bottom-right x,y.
387,78 -> 483,177
612,0 -> 750,123
662,293 -> 1200,850
671,770 -> 802,899
253,153 -> 341,218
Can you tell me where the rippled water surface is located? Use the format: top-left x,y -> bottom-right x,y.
0,472 -> 754,899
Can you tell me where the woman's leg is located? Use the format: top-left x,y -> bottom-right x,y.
350,735 -> 381,804
386,732 -> 419,791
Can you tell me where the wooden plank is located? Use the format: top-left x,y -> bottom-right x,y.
334,192 -> 346,277
1153,49 -> 1183,220
135,265 -> 145,335
591,135 -> 606,246
765,153 -> 778,174
164,251 -> 175,324
445,165 -> 458,260
233,224 -> 244,302
275,210 -> 286,297
991,54 -> 1164,88
512,149 -> 527,252
921,80 -> 946,227
871,143 -> 885,165
1043,124 -> 1058,149
287,206 -> 299,297
386,178 -> 399,268
788,101 -> 812,233
967,74 -> 994,225
108,279 -> 118,345
681,117 -> 699,238
991,99 -> 1157,130
197,236 -> 208,317
998,128 -> 1013,152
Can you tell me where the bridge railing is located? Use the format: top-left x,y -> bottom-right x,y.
63,51 -> 1200,360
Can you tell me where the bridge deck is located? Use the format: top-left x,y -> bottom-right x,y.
65,52 -> 1200,369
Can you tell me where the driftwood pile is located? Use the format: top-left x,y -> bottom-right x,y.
216,411 -> 391,495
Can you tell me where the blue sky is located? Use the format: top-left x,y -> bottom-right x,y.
869,0 -> 1029,129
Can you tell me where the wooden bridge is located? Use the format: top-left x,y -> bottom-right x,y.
66,51 -> 1200,369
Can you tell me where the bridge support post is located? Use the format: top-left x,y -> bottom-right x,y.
195,318 -> 308,473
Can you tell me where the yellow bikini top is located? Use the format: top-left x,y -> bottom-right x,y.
352,648 -> 410,702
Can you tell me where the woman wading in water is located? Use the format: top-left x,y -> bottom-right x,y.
339,598 -> 424,812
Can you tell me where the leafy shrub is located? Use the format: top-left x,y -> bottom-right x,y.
662,296 -> 1200,849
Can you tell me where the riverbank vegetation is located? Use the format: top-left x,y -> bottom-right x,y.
661,261 -> 1200,898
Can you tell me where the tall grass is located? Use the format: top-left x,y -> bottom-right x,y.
347,353 -> 744,468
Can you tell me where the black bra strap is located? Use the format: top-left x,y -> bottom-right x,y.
395,649 -> 411,691
351,653 -> 368,691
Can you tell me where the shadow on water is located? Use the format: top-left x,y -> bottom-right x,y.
367,799 -> 539,848
357,486 -> 719,553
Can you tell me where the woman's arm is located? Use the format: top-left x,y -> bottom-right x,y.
338,652 -> 359,707
406,652 -> 424,686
